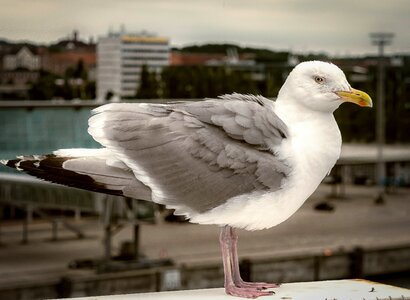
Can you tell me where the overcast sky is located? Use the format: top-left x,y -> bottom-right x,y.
1,0 -> 409,56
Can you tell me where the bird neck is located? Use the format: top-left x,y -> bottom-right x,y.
275,93 -> 342,181
274,96 -> 333,126
274,95 -> 341,161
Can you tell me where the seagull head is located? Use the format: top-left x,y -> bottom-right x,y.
278,61 -> 372,113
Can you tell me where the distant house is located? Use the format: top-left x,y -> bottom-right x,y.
170,51 -> 255,66
170,52 -> 226,66
41,31 -> 96,79
171,50 -> 265,81
3,46 -> 40,71
0,46 -> 40,99
41,49 -> 96,78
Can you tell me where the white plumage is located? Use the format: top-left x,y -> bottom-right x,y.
2,61 -> 372,298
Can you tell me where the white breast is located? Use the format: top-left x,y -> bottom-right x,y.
192,107 -> 342,231
287,114 -> 342,186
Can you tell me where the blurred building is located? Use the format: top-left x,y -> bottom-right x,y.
0,46 -> 41,99
41,30 -> 96,79
97,30 -> 170,100
3,46 -> 40,71
171,52 -> 226,66
0,31 -> 96,100
171,49 -> 265,81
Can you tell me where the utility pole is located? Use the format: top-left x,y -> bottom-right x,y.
369,32 -> 394,203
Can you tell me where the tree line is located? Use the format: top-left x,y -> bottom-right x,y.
135,64 -> 262,99
29,60 -> 95,100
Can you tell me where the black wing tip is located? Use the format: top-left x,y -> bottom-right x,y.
2,155 -> 124,197
0,159 -> 10,167
2,159 -> 20,169
1,154 -> 56,169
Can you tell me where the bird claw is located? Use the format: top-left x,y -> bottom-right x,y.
225,284 -> 275,298
236,281 -> 280,290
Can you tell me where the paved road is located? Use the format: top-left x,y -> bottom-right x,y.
0,184 -> 409,286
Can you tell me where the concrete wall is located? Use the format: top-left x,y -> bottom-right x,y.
1,243 -> 409,300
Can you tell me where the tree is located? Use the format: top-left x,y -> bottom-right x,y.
28,70 -> 57,100
73,59 -> 87,80
135,65 -> 159,99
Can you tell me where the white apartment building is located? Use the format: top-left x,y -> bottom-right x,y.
97,31 -> 170,100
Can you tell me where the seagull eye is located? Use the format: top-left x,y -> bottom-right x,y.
314,76 -> 325,84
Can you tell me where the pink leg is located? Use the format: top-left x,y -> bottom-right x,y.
219,226 -> 275,298
229,227 -> 280,290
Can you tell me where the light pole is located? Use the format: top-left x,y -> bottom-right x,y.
369,32 -> 394,202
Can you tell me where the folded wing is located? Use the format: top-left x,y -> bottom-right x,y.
88,94 -> 292,217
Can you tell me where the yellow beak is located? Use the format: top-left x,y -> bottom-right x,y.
335,88 -> 373,107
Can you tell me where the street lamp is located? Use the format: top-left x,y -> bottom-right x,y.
369,32 -> 394,203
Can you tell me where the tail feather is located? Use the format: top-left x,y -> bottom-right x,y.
2,150 -> 152,200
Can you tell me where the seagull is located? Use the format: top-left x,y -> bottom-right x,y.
2,61 -> 372,298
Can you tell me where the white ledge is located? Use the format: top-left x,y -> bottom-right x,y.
53,279 -> 410,300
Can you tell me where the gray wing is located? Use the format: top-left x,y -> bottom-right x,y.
88,93 -> 291,216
